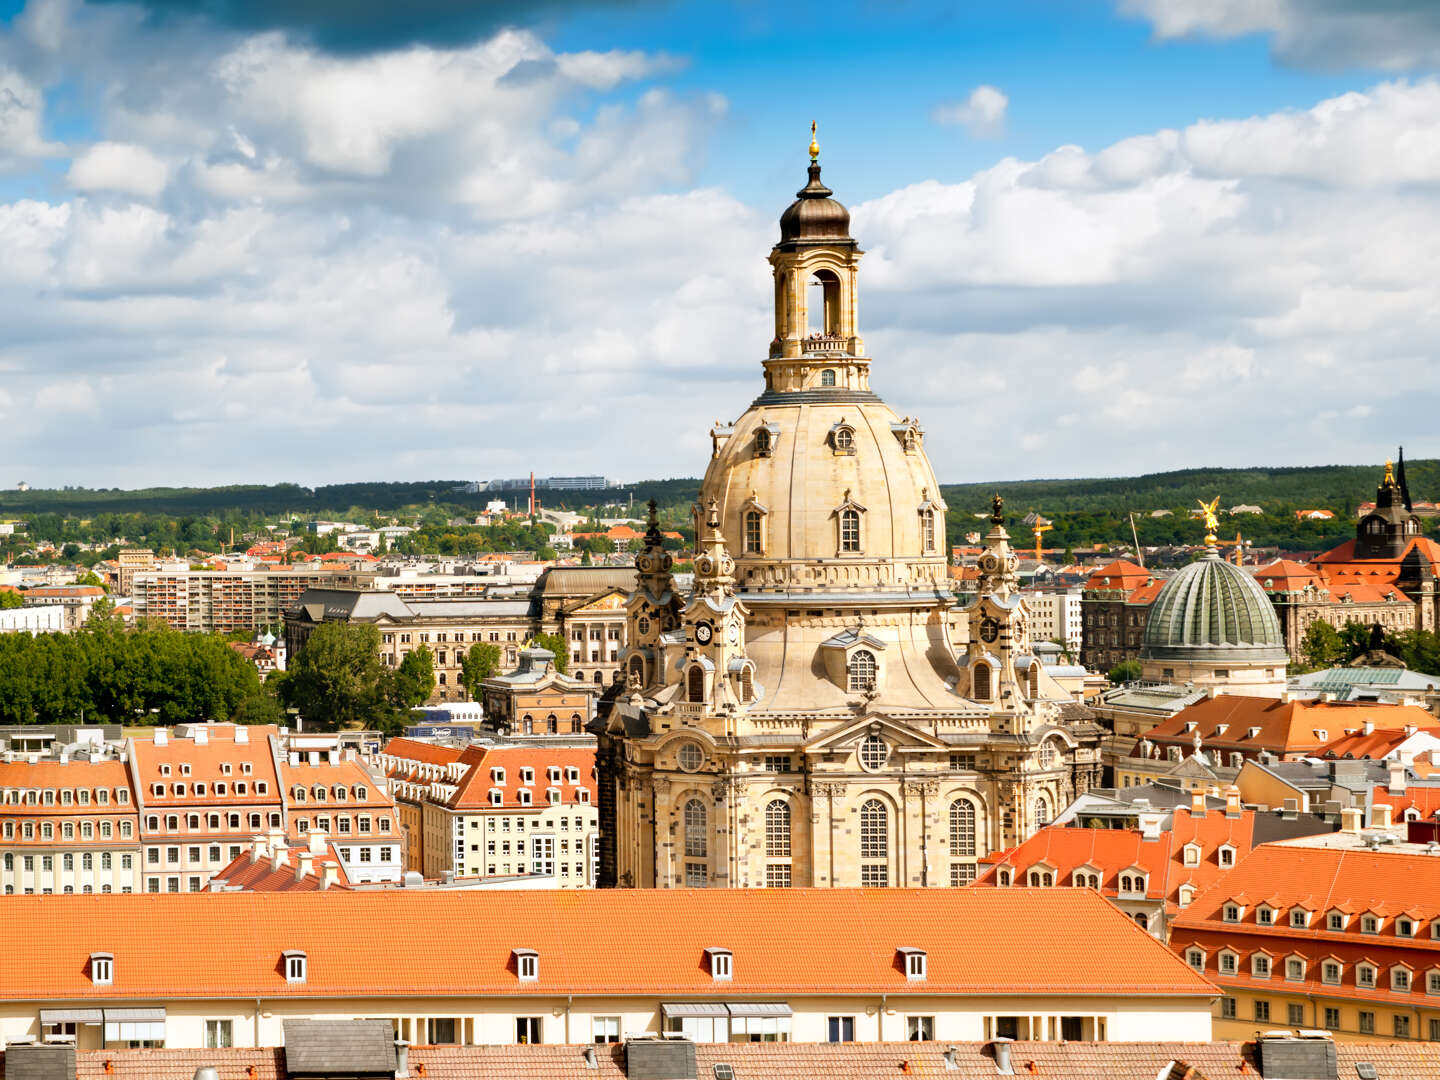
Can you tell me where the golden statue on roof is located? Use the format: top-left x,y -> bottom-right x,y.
809,120 -> 819,164
1384,458 -> 1396,485
1197,496 -> 1221,546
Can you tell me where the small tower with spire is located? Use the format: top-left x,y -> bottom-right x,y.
767,123 -> 867,378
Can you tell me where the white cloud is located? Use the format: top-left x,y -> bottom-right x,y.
67,142 -> 171,198
0,66 -> 59,163
933,85 -> 1009,139
1120,0 -> 1440,71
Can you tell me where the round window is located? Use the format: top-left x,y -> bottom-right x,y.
859,734 -> 888,771
677,742 -> 704,772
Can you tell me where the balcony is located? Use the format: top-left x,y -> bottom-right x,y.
801,335 -> 849,356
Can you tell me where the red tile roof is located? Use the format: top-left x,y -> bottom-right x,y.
1084,560 -> 1150,594
1320,727 -> 1440,760
1372,784 -> 1440,820
129,726 -> 282,808
382,737 -> 466,767
445,745 -> 595,810
211,846 -> 353,892
0,888 -> 1214,1001
1140,697 -> 1432,758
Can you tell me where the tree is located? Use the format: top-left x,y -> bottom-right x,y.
458,642 -> 502,692
0,590 -> 20,609
1299,621 -> 1345,671
281,623 -> 389,730
1107,659 -> 1142,684
529,631 -> 569,674
391,645 -> 435,710
75,571 -> 106,591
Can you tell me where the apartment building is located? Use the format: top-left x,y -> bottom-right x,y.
381,741 -> 597,885
279,758 -> 401,884
1021,586 -> 1083,656
1171,829 -> 1440,1042
129,724 -> 285,894
0,888 -> 1216,1050
0,758 -> 141,895
374,737 -> 464,872
133,568 -> 374,634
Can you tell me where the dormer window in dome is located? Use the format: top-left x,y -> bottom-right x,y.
917,490 -> 944,556
830,420 -> 857,456
892,419 -> 923,454
833,493 -> 866,555
753,421 -> 780,458
848,650 -> 877,693
741,495 -> 768,556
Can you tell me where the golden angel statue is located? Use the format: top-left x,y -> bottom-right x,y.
1197,496 -> 1221,543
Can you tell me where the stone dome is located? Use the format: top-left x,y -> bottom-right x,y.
1140,551 -> 1287,664
778,164 -> 852,244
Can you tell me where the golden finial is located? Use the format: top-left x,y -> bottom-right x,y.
1197,496 -> 1221,547
1384,458 -> 1396,485
809,120 -> 819,164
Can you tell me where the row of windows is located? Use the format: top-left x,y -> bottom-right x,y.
2,819 -> 132,840
289,784 -> 370,804
383,630 -> 521,645
1222,902 -> 1436,937
148,780 -> 266,798
0,787 -> 128,806
144,811 -> 278,833
738,508 -> 938,556
4,851 -> 133,872
155,762 -> 252,778
293,815 -> 391,836
1195,947 -> 1440,993
1221,997 -> 1440,1039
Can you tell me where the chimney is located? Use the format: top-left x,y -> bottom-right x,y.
1389,761 -> 1408,795
251,837 -> 269,863
1373,803 -> 1393,829
153,729 -> 168,746
296,851 -> 314,881
321,863 -> 340,890
309,830 -> 327,856
1139,811 -> 1164,841
1225,786 -> 1242,819
194,727 -> 208,745
1363,719 -> 1375,735
1342,807 -> 1363,834
1281,798 -> 1299,820
271,845 -> 287,872
394,1039 -> 410,1079
1191,791 -> 1207,818
992,1038 -> 1014,1075
288,751 -> 299,766
235,727 -> 249,744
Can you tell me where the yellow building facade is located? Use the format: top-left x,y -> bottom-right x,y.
597,145 -> 1104,889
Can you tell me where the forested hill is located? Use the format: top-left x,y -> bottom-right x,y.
2,461 -> 1431,520
2,462 -> 1436,555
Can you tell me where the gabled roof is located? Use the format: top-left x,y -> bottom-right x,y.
1144,698 -> 1432,757
0,888 -> 1215,1001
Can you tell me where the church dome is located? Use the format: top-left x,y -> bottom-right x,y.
1140,551 -> 1287,664
778,164 -> 852,244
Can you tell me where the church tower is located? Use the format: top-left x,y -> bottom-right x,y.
598,131 -> 1103,889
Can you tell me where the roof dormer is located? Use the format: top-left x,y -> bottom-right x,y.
705,947 -> 733,981
283,950 -> 307,984
90,952 -> 114,986
514,948 -> 539,982
897,947 -> 926,980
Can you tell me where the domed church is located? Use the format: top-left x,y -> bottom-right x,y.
595,134 -> 1104,889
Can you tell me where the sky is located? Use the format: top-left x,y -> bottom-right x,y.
2,0 -> 1440,489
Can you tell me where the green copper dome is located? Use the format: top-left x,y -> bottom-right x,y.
1140,551 -> 1287,664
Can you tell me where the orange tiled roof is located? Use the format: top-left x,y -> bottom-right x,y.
40,1042 -> 1440,1080
212,847 -> 353,892
1141,698 -> 1432,758
1320,727 -> 1440,760
1372,784 -> 1440,820
22,585 -> 105,598
1251,558 -> 1321,592
1172,842 -> 1440,1006
446,745 -> 595,810
382,737 -> 466,767
280,759 -> 395,809
1084,560 -> 1150,593
129,725 -> 282,808
0,888 -> 1214,1001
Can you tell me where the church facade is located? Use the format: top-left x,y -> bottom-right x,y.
596,141 -> 1103,889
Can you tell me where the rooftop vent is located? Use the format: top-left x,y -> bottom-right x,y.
626,1036 -> 697,1080
1255,1032 -> 1337,1080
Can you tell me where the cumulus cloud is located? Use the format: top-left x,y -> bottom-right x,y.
67,142 -> 171,198
1120,0 -> 1440,71
0,65 -> 59,163
932,85 -> 1008,138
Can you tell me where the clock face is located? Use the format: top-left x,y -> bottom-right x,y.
979,616 -> 1000,644
726,621 -> 740,645
695,621 -> 713,646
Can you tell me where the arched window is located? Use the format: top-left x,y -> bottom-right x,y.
859,733 -> 888,770
744,510 -> 763,554
919,508 -> 935,553
765,800 -> 791,857
1034,796 -> 1050,827
687,665 -> 706,703
820,368 -> 837,387
839,508 -> 861,552
860,799 -> 889,886
973,662 -> 992,701
593,671 -> 603,684
950,799 -> 977,857
739,665 -> 754,703
754,427 -> 772,457
848,650 -> 877,693
684,799 -> 707,858
628,654 -> 645,686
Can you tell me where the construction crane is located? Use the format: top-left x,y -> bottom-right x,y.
1212,531 -> 1250,567
1033,520 -> 1053,564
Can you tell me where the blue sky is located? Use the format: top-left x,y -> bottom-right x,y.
0,0 -> 1438,487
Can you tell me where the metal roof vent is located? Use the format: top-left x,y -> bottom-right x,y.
1255,1032 -> 1337,1080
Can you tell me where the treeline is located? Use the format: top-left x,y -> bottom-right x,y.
0,619 -> 276,726
1298,622 -> 1440,676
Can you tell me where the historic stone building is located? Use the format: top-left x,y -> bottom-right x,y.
596,142 -> 1103,889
